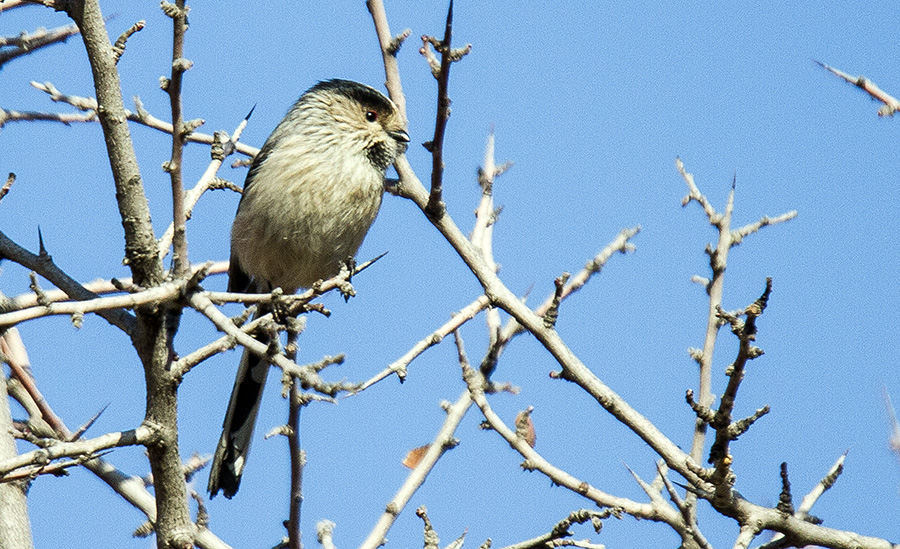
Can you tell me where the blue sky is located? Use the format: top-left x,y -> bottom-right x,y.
2,1 -> 899,548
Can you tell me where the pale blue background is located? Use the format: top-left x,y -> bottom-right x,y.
1,2 -> 898,547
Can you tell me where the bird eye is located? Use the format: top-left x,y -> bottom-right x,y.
365,110 -> 378,122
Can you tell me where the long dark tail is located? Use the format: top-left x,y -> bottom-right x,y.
208,305 -> 270,499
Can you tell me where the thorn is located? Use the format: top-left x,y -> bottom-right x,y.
71,403 -> 110,441
354,251 -> 389,275
446,0 -> 454,45
37,226 -> 47,256
245,104 -> 256,121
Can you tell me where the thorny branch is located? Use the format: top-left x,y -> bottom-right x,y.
677,158 -> 795,523
0,424 -> 160,479
0,230 -> 137,335
370,2 -> 889,542
0,329 -> 231,548
464,361 -> 678,523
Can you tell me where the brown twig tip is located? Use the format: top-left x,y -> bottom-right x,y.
0,172 -> 16,203
388,28 -> 411,55
742,277 -> 772,339
542,273 -> 570,329
777,462 -> 794,514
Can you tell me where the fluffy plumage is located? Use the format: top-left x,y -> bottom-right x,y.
208,80 -> 408,499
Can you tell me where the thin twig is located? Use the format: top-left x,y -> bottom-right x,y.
422,1 -> 459,217
284,324 -> 306,549
464,363 -> 673,521
359,389 -> 471,549
164,0 -> 191,277
158,109 -> 252,260
0,331 -> 231,548
0,22 -> 80,67
3,261 -> 228,311
495,509 -> 612,549
0,230 -> 136,335
0,424 -> 159,478
366,0 -> 409,121
111,20 -> 144,63
816,60 -> 900,117
0,279 -> 185,329
676,160 -> 738,521
24,81 -> 259,156
0,106 -> 96,128
354,295 -> 490,391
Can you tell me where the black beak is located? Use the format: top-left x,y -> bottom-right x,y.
389,129 -> 410,143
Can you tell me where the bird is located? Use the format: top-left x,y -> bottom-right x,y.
208,79 -> 409,499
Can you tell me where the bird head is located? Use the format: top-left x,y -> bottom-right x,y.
299,79 -> 409,172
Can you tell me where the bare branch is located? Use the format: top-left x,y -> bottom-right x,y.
655,462 -> 714,549
495,509 -> 612,549
22,81 -> 259,156
0,424 -> 159,478
0,106 -> 96,128
366,0 -> 409,121
356,294 -> 490,391
757,453 -> 846,549
158,111 -> 252,260
359,388 -> 470,549
0,279 -> 184,329
163,0 -> 191,277
816,60 -> 900,117
0,230 -> 136,335
731,211 -> 798,247
3,261 -> 227,311
707,279 -> 772,470
420,0 -> 470,217
0,0 -> 35,13
0,22 -> 80,67
464,363 -> 676,522
189,293 -> 353,396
